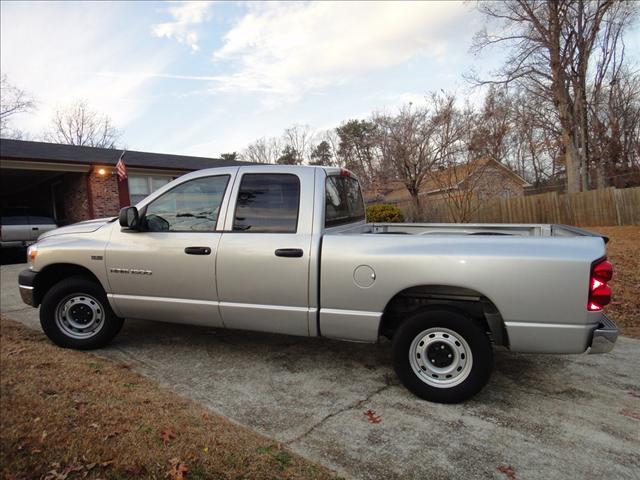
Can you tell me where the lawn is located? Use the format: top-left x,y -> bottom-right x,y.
591,226 -> 639,339
0,317 -> 339,480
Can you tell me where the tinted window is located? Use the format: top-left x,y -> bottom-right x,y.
233,174 -> 300,233
29,216 -> 56,225
144,175 -> 230,232
325,176 -> 365,228
1,216 -> 29,225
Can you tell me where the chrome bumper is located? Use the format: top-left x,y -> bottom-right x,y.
18,269 -> 38,307
19,284 -> 35,306
589,315 -> 618,354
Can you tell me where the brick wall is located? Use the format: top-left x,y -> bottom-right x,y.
88,170 -> 120,218
58,173 -> 90,224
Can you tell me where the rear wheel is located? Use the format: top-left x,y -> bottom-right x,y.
40,276 -> 123,350
392,308 -> 493,403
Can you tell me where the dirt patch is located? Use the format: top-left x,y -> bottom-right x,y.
592,226 -> 640,339
0,317 -> 340,480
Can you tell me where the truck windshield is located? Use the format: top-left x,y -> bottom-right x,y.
325,175 -> 365,228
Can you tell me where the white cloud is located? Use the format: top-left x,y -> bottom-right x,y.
0,2 -> 171,137
211,1 -> 475,101
151,1 -> 214,52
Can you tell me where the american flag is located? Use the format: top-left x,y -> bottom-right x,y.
115,151 -> 127,181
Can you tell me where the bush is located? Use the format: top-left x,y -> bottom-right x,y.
367,204 -> 405,223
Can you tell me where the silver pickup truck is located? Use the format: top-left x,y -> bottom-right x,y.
18,165 -> 618,403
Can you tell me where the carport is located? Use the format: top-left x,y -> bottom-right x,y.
0,160 -> 90,225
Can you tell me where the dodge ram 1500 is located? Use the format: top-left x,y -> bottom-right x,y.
18,165 -> 618,402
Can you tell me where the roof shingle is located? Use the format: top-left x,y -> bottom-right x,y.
0,139 -> 241,171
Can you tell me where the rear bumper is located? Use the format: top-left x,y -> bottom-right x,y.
18,269 -> 38,307
588,315 -> 618,354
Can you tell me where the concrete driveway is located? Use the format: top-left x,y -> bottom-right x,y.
2,263 -> 639,479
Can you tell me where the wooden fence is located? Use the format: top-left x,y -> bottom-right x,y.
387,187 -> 640,226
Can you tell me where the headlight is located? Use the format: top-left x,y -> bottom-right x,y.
27,244 -> 38,267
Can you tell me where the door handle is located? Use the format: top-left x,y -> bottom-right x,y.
185,246 -> 211,255
32,227 -> 39,231
275,248 -> 303,258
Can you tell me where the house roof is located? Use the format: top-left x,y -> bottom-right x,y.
0,139 -> 241,171
381,158 -> 530,202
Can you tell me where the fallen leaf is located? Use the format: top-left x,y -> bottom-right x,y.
203,446 -> 209,453
89,423 -> 99,429
160,428 -> 177,444
124,463 -> 146,476
497,464 -> 517,480
619,408 -> 640,421
167,458 -> 189,480
40,430 -> 48,442
364,409 -> 381,424
201,412 -> 210,420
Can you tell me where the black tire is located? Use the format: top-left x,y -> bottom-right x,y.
40,275 -> 123,350
392,308 -> 493,403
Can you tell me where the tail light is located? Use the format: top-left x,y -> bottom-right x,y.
588,258 -> 613,311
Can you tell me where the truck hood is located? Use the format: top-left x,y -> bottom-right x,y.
38,217 -> 114,240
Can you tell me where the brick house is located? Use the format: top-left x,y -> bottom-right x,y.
369,158 -> 529,204
0,139 -> 240,225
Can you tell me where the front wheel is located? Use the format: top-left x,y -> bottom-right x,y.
392,308 -> 493,403
40,276 -> 123,350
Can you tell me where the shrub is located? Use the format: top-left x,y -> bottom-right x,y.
367,204 -> 405,223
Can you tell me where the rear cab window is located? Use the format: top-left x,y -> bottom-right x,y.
325,175 -> 365,228
233,173 -> 300,233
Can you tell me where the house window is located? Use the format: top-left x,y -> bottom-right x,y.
129,175 -> 172,204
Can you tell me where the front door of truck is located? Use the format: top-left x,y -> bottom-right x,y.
106,172 -> 234,327
216,168 -> 314,336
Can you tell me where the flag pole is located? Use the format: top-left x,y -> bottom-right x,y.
116,150 -> 130,208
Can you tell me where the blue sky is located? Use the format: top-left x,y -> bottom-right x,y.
2,1 -> 637,158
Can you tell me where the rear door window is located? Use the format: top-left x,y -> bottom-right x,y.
233,174 -> 300,233
325,175 -> 365,227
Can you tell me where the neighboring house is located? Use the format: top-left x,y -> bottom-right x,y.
0,139 -> 240,225
368,158 -> 529,204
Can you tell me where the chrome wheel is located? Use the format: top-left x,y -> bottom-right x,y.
409,327 -> 473,388
54,294 -> 105,339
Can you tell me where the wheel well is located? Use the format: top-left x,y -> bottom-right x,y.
33,264 -> 103,306
379,285 -> 508,346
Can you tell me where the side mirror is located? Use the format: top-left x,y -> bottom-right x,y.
119,206 -> 139,230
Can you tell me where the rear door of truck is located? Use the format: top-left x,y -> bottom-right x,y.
216,166 -> 316,336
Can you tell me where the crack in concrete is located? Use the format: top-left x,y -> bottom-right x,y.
285,383 -> 392,445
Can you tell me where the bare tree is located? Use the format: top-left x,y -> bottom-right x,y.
472,0 -> 638,192
375,93 -> 465,210
590,67 -> 640,187
282,124 -> 315,164
46,100 -> 121,148
240,136 -> 281,163
0,74 -> 36,138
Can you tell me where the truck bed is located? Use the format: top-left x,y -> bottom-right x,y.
335,222 -> 608,242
